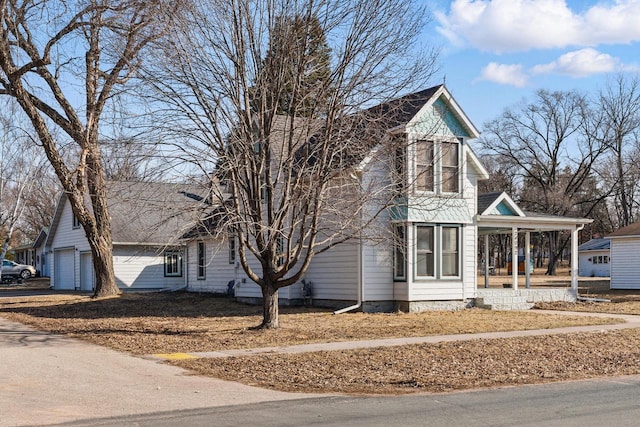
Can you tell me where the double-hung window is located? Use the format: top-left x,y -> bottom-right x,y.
415,141 -> 434,192
197,241 -> 206,279
415,224 -> 460,279
164,251 -> 183,277
414,139 -> 460,194
393,225 -> 406,280
441,226 -> 459,277
416,226 -> 435,277
229,235 -> 236,264
441,142 -> 459,193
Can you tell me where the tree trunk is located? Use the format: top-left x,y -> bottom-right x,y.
86,231 -> 120,298
260,283 -> 279,329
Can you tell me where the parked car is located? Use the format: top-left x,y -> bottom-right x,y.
2,260 -> 36,280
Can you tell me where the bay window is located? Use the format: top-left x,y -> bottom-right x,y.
415,224 -> 461,279
416,225 -> 435,277
441,226 -> 459,277
393,225 -> 406,280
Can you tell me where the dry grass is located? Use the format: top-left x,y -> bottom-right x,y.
0,292 -> 619,355
537,287 -> 640,315
2,290 -> 639,395
174,329 -> 640,394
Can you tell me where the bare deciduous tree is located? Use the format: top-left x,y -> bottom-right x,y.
0,98 -> 48,280
481,89 -> 608,274
0,0 -> 177,296
596,73 -> 640,228
145,0 -> 438,328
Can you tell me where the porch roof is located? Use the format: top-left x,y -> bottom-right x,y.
477,212 -> 593,234
476,192 -> 592,233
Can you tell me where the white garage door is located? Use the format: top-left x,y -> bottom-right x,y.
55,249 -> 75,290
79,252 -> 94,291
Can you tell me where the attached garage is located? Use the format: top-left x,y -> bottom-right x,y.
79,251 -> 94,291
54,248 -> 75,290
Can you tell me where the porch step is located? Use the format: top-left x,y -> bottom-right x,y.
475,296 -> 535,311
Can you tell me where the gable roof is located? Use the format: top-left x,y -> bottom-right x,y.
364,85 -> 443,130
477,192 -> 525,216
607,221 -> 640,239
46,181 -> 210,247
578,238 -> 610,251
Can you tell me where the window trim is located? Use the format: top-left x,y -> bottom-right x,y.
415,140 -> 435,192
413,138 -> 461,195
164,251 -> 183,277
440,141 -> 460,194
197,241 -> 206,280
393,224 -> 407,281
415,225 -> 435,278
228,235 -> 236,265
414,223 -> 462,280
72,214 -> 81,229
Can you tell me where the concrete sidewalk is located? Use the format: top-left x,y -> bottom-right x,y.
0,318 -> 319,427
150,310 -> 640,360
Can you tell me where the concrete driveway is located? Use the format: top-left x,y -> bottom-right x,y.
0,317 -> 319,426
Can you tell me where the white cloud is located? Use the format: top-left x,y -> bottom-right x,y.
531,48 -> 619,77
437,0 -> 640,53
479,62 -> 528,87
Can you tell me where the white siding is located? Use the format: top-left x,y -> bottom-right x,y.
187,239 -> 241,294
464,155 -> 479,298
462,224 -> 477,298
410,280 -> 465,300
112,246 -> 186,289
610,239 -> 640,289
578,250 -> 610,277
301,242 -> 359,300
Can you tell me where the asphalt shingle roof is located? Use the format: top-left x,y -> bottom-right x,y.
106,181 -> 209,245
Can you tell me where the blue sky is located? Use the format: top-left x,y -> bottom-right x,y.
428,0 -> 640,130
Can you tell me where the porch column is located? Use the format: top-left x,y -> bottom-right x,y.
512,227 -> 518,290
525,231 -> 531,289
484,234 -> 489,288
571,225 -> 579,291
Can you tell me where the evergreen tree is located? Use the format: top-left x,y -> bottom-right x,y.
255,14 -> 332,117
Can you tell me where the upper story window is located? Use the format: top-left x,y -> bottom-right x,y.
415,140 -> 434,192
414,139 -> 461,194
72,214 -> 81,229
441,142 -> 459,193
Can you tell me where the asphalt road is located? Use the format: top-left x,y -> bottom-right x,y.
56,375 -> 640,426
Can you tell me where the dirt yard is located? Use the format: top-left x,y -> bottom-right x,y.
2,289 -> 640,394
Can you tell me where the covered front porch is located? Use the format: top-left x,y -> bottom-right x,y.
475,192 -> 593,309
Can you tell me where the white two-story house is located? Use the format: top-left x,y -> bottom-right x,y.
184,85 -> 499,311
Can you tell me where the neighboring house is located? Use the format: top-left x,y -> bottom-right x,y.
9,228 -> 49,277
183,85 -> 592,311
45,181 -> 207,291
607,223 -> 640,289
578,238 -> 610,277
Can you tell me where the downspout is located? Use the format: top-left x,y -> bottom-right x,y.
334,171 -> 365,315
334,231 -> 363,314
